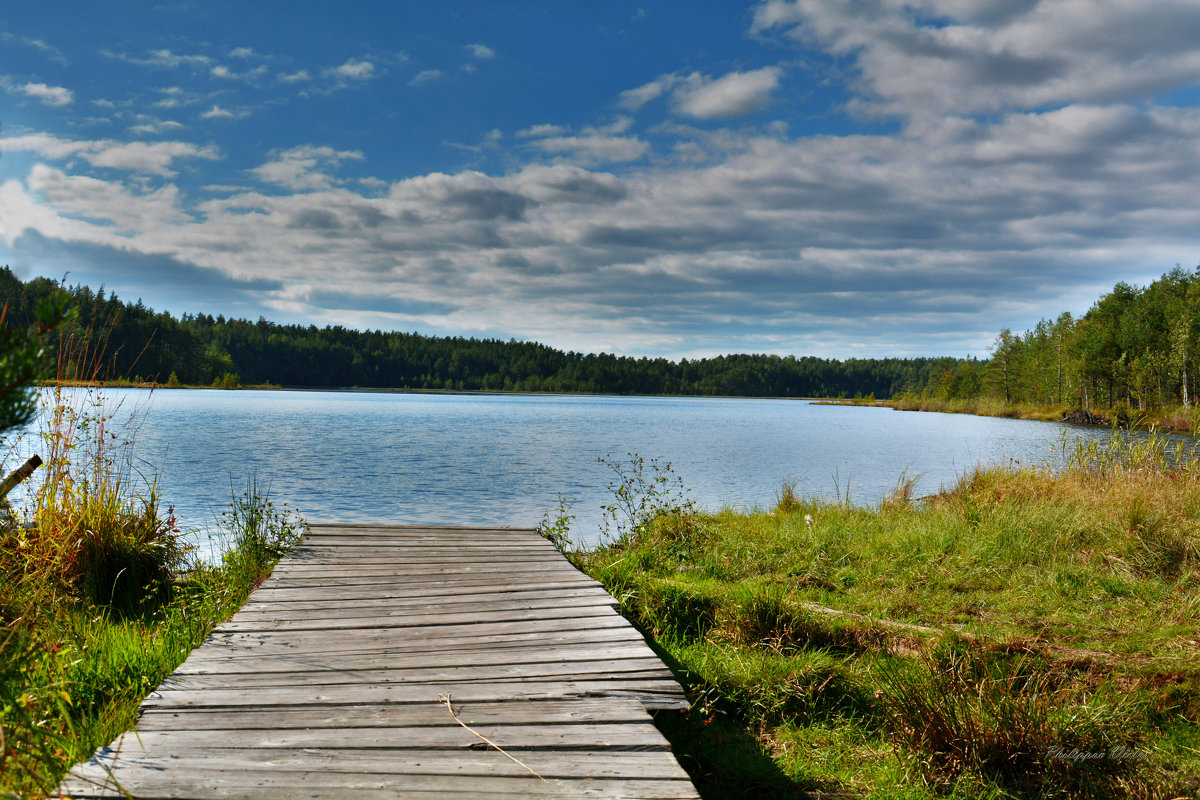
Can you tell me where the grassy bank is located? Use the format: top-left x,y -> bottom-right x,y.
0,385 -> 306,795
563,444 -> 1200,798
822,395 -> 1200,435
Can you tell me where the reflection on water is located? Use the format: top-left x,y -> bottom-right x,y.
8,389 -> 1118,550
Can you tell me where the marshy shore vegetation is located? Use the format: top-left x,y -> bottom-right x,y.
555,445 -> 1200,799
0,292 -> 307,795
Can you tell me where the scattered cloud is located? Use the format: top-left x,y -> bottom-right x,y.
517,124 -> 569,138
619,75 -> 676,111
210,64 -> 268,83
152,86 -> 202,109
107,49 -> 213,70
621,67 -> 782,119
17,81 -> 74,106
750,0 -> 1200,118
409,69 -> 443,87
248,145 -> 364,191
526,135 -> 647,164
200,105 -> 246,120
466,43 -> 495,60
672,67 -> 782,119
327,58 -> 375,82
0,133 -> 219,177
128,115 -> 185,136
278,69 -> 311,84
0,32 -> 68,64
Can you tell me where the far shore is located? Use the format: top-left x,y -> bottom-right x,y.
815,396 -> 1199,434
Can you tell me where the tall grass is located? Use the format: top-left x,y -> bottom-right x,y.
567,448 -> 1200,798
0,341 -> 307,794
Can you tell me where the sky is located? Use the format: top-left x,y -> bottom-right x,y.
2,1 -> 1200,360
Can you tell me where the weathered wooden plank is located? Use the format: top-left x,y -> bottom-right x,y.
250,578 -> 603,599
113,721 -> 673,751
214,604 -> 623,633
191,627 -> 651,661
64,748 -> 693,779
234,585 -> 614,612
265,565 -> 587,582
59,774 -> 699,800
176,644 -> 666,674
196,623 -> 651,657
260,574 -> 599,590
229,594 -> 618,621
139,679 -> 689,709
132,698 -> 656,730
211,610 -> 636,637
161,660 -> 676,690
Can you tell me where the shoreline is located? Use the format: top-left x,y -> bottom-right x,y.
814,397 -> 1200,435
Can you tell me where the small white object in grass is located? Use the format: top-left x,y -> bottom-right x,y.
804,514 -> 814,528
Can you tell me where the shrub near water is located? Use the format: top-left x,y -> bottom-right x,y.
558,450 -> 1200,799
0,383 -> 308,795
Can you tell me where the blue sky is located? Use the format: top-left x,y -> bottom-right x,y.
3,1 -> 1200,359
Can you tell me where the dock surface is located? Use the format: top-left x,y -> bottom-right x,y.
59,525 -> 699,799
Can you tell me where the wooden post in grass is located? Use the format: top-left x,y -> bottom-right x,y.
0,454 -> 42,501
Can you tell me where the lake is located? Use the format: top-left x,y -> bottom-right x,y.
9,389 -> 1113,552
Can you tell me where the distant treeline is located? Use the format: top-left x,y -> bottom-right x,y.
5,264 -> 1197,408
0,267 -> 958,398
922,264 -> 1200,411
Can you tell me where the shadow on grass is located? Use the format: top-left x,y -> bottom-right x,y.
648,643 -> 846,800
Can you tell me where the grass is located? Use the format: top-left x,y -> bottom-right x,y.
829,393 -> 1200,436
560,446 -> 1200,799
0,380 -> 306,795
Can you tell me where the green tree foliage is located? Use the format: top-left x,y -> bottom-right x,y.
6,263 -> 1200,412
0,267 -> 962,400
0,272 -> 71,436
972,264 -> 1200,411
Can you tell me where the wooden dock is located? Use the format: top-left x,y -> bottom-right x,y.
58,525 -> 700,799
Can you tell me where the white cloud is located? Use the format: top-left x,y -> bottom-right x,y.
211,64 -> 268,83
466,43 -> 495,60
200,105 -> 245,120
328,59 -> 375,82
409,69 -> 443,87
517,124 -> 569,138
751,0 -> 1200,118
0,133 -> 218,177
109,49 -> 213,70
248,145 -> 364,191
278,70 -> 311,84
0,32 -> 68,64
619,75 -> 678,111
531,134 -> 649,164
620,67 -> 782,119
128,116 -> 185,136
228,47 -> 257,59
19,82 -> 73,106
152,86 -> 204,109
672,67 -> 782,119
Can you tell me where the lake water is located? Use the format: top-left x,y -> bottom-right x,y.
9,389 -> 1114,552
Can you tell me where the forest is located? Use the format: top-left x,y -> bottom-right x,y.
0,267 -> 957,398
1,263 -> 1197,408
922,264 -> 1200,412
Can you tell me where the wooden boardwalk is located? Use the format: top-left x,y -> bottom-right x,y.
59,525 -> 699,799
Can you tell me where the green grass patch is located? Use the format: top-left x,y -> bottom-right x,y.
561,449 -> 1200,798
0,382 -> 306,794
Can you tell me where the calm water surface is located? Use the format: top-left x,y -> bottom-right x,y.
15,389 -> 1114,550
